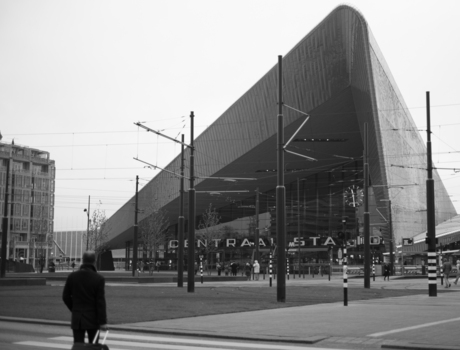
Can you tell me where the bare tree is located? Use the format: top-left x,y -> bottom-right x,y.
87,208 -> 110,268
138,205 -> 171,263
32,205 -> 52,273
197,203 -> 223,273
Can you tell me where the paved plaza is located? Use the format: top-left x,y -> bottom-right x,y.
2,273 -> 460,349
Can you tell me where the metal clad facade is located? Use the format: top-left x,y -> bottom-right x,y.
104,5 -> 456,250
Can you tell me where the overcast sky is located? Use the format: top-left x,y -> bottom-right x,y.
1,0 -> 459,231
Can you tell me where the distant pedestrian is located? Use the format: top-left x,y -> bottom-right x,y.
253,260 -> 260,281
71,261 -> 76,271
230,262 -> 238,276
383,263 -> 390,281
62,251 -> 108,344
454,260 -> 460,285
156,261 -> 161,272
216,262 -> 222,276
443,258 -> 452,288
224,264 -> 230,276
244,262 -> 252,281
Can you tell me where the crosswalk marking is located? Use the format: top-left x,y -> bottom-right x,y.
13,342 -> 70,349
15,342 -> 127,350
15,333 -> 345,350
52,334 -> 311,350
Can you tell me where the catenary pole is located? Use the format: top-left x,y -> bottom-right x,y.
389,199 -> 394,276
132,175 -> 139,277
255,188 -> 260,262
364,123 -> 370,288
187,112 -> 196,293
426,91 -> 437,297
178,134 -> 185,287
297,178 -> 301,278
276,55 -> 286,302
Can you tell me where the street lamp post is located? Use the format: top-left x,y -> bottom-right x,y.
83,196 -> 90,251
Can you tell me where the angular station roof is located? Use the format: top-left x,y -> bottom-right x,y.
105,5 -> 456,250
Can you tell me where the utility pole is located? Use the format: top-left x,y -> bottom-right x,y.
297,178 -> 301,278
132,175 -> 139,277
363,123 -> 370,288
178,134 -> 185,287
1,151 -> 11,278
276,55 -> 286,302
426,91 -> 437,297
389,199 -> 394,276
255,188 -> 260,263
187,112 -> 196,293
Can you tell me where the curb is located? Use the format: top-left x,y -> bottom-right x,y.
382,342 -> 460,350
0,316 -> 325,345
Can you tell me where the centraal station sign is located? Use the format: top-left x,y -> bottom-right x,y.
167,236 -> 339,249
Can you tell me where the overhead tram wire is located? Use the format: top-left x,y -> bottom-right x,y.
4,101 -> 459,138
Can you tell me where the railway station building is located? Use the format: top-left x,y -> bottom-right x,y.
102,5 -> 457,271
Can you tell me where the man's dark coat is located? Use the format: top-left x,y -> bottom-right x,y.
62,264 -> 107,329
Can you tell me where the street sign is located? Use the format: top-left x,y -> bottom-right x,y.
402,238 -> 414,246
370,236 -> 380,245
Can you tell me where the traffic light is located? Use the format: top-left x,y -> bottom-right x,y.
425,237 -> 439,245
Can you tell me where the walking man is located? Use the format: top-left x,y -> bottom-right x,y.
454,259 -> 460,285
443,258 -> 452,288
383,262 -> 390,281
63,251 -> 108,344
253,260 -> 260,281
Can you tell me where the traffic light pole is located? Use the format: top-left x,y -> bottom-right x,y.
426,91 -> 437,297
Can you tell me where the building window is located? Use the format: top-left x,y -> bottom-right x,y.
14,203 -> 21,216
22,204 -> 30,217
14,218 -> 21,231
23,190 -> 30,203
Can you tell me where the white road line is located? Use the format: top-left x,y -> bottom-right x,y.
16,339 -> 347,350
14,341 -> 129,350
14,342 -> 70,349
368,316 -> 460,337
52,335 -> 311,350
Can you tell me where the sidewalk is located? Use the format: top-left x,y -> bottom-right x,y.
3,276 -> 460,349
110,277 -> 460,349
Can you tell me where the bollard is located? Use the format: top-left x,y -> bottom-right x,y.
428,251 -> 437,296
343,247 -> 348,306
440,252 -> 444,286
372,255 -> 375,282
200,258 -> 203,284
287,259 -> 289,280
269,253 -> 273,287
